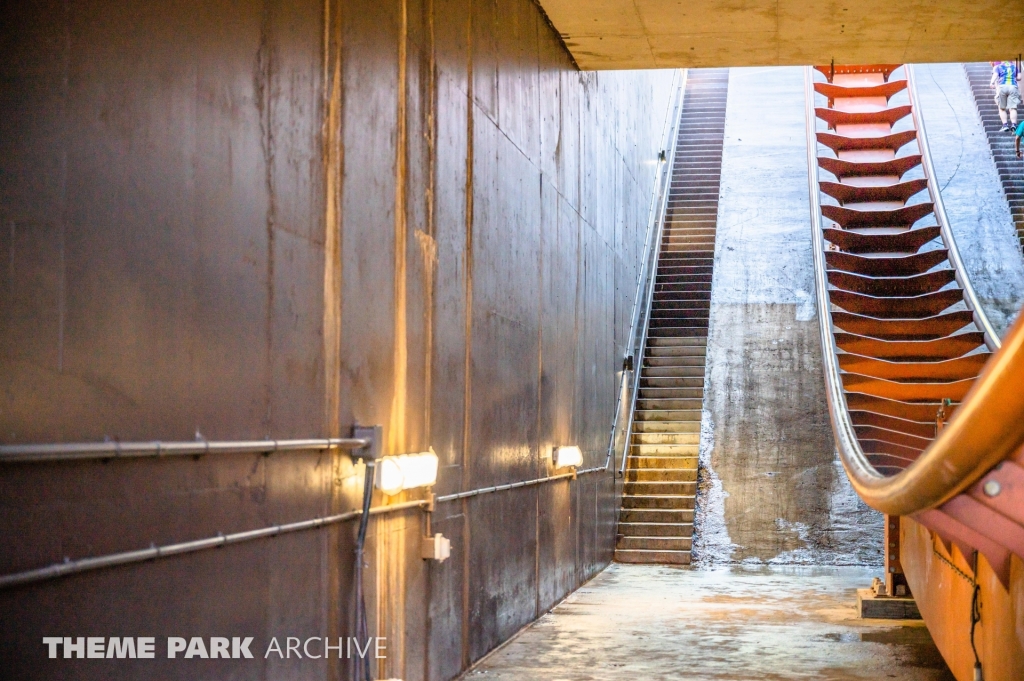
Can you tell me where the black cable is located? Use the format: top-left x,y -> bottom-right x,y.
970,554 -> 982,681
353,460 -> 375,681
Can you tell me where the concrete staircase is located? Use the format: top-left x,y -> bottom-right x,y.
963,62 -> 1024,251
615,69 -> 728,565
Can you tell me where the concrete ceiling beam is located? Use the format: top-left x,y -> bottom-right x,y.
537,0 -> 1024,69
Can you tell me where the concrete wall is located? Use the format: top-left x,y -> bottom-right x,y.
693,67 -> 883,567
0,2 -> 676,679
913,62 -> 1024,335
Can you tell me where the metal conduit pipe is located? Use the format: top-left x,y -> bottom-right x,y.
0,457 -> 606,589
0,437 -> 371,463
805,66 -> 1024,516
353,460 -> 376,681
0,499 -> 427,591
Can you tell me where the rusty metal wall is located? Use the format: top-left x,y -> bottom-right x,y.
0,0 -> 675,679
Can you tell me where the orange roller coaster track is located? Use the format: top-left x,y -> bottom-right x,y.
806,64 -> 1024,681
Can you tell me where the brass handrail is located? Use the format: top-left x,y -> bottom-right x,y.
804,65 -> 1024,516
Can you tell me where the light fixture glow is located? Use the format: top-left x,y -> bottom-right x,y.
553,445 -> 584,469
375,448 -> 439,495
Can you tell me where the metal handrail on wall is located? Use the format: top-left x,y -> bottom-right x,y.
805,65 -> 1024,516
610,69 -> 688,478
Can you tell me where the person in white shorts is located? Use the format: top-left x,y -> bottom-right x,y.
991,60 -> 1021,132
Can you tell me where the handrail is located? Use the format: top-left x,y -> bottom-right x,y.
601,68 -> 687,475
615,70 -> 688,477
0,437 -> 370,463
805,65 -> 1024,516
905,64 -> 1000,351
435,464 -> 605,503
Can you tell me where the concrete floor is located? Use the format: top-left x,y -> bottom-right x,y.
466,564 -> 953,680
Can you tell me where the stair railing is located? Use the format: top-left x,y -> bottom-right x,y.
906,64 -> 1000,352
607,69 -> 688,478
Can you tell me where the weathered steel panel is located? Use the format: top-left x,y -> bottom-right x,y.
466,489 -> 539,661
0,0 -> 676,678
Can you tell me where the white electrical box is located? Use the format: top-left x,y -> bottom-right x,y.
421,533 -> 451,562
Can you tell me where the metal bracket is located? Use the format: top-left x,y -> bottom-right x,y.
351,424 -> 382,460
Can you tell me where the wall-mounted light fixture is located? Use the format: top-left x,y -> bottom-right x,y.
421,533 -> 451,562
375,448 -> 439,496
552,445 -> 584,469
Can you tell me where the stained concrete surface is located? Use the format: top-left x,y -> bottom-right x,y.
467,563 -> 954,680
913,63 -> 1024,335
694,66 -> 883,567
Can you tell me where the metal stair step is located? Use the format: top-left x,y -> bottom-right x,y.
621,494 -> 696,510
644,356 -> 707,367
629,444 -> 700,457
617,521 -> 694,537
637,393 -> 704,407
639,377 -> 705,389
632,431 -> 701,445
615,535 -> 693,551
619,508 -> 694,524
646,345 -> 707,356
646,327 -> 710,338
614,549 -> 691,565
646,336 -> 708,346
625,455 -> 700,469
638,386 -> 704,399
632,420 -> 701,433
625,467 -> 699,482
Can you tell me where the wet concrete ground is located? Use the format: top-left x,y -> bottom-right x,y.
466,564 -> 954,680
